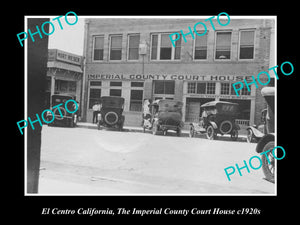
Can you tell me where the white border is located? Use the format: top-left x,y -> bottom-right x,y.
24,15 -> 277,196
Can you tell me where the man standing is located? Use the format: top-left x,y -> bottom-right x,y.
92,101 -> 101,123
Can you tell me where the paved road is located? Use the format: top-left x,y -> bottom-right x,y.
38,125 -> 275,195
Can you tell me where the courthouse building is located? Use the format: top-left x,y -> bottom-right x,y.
81,17 -> 275,127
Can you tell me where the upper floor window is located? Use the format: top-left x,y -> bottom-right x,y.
109,35 -> 122,60
128,34 -> 140,60
151,33 -> 181,60
215,31 -> 231,60
239,30 -> 255,59
194,31 -> 208,60
93,36 -> 104,61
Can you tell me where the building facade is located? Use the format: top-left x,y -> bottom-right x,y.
82,17 -> 275,127
46,49 -> 83,108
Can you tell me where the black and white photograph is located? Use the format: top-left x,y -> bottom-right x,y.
15,7 -> 297,220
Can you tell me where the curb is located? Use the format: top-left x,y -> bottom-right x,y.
76,122 -> 248,140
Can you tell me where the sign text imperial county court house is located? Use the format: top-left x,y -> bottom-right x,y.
88,74 -> 254,81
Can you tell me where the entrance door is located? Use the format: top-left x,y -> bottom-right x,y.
186,102 -> 200,122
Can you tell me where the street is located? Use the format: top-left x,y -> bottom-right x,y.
38,124 -> 275,195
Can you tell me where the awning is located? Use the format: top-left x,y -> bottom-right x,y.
47,61 -> 83,73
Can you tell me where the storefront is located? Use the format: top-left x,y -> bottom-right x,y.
85,73 -> 258,127
82,17 -> 275,128
46,49 -> 83,109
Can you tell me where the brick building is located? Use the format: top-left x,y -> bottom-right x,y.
81,17 -> 275,128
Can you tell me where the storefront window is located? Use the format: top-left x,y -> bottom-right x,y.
130,90 -> 143,111
89,89 -> 101,108
55,80 -> 76,94
206,83 -> 215,94
110,81 -> 122,87
110,89 -> 122,96
154,80 -> 175,94
221,83 -> 230,95
215,32 -> 231,60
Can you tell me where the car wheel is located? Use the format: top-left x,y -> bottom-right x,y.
206,125 -> 216,140
261,141 -> 275,183
230,129 -> 238,141
189,126 -> 195,138
246,129 -> 253,143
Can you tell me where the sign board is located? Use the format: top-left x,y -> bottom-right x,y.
48,49 -> 82,66
88,74 -> 254,81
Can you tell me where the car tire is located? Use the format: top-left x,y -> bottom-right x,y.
206,125 -> 216,140
261,141 -> 275,183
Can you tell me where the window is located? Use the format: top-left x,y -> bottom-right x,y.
215,32 -> 231,60
151,33 -> 181,60
55,80 -> 76,93
90,81 -> 102,86
128,34 -> 140,60
239,30 -> 255,59
187,82 -> 215,94
241,85 -> 251,95
230,83 -> 251,96
110,81 -> 122,87
130,90 -> 143,111
89,89 -> 101,108
110,89 -> 122,97
221,83 -> 230,95
131,82 -> 144,87
187,82 -> 196,93
206,83 -> 216,94
194,32 -> 207,59
154,81 -> 175,94
151,34 -> 158,60
110,35 -> 122,60
93,36 -> 104,61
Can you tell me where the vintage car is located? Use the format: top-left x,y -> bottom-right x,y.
255,87 -> 275,183
47,94 -> 78,127
189,101 -> 240,141
143,99 -> 184,136
246,109 -> 267,143
97,96 -> 125,131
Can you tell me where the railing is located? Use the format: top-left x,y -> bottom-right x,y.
235,119 -> 250,126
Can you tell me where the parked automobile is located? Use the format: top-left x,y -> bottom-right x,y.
189,101 -> 240,141
255,87 -> 275,183
97,96 -> 125,131
143,99 -> 184,136
246,109 -> 267,143
47,94 -> 78,127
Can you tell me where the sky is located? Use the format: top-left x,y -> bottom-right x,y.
48,18 -> 85,56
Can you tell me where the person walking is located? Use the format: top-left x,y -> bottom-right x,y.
92,101 -> 101,123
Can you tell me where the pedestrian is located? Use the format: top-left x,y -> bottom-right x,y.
92,101 -> 101,123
